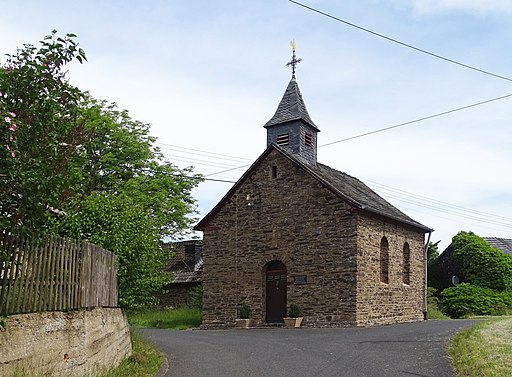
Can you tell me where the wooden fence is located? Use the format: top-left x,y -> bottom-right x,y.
0,232 -> 118,315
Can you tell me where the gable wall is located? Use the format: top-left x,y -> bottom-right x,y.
356,216 -> 426,325
201,149 -> 358,327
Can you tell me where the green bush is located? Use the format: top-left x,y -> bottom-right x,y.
440,283 -> 512,318
427,287 -> 449,319
453,231 -> 512,292
288,303 -> 301,318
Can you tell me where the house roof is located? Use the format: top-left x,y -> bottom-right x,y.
483,237 -> 512,256
263,77 -> 319,131
194,144 -> 431,233
170,260 -> 203,284
163,241 -> 203,284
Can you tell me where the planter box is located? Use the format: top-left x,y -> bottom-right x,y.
235,319 -> 254,328
283,317 -> 303,328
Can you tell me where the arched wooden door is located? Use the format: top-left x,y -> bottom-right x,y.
265,261 -> 287,323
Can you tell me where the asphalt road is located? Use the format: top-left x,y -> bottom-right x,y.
139,320 -> 476,377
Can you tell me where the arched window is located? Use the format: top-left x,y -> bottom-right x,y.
403,242 -> 411,285
380,237 -> 389,284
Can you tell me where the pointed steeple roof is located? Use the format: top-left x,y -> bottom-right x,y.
264,77 -> 319,131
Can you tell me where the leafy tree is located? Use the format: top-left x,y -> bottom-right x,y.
71,95 -> 200,239
0,30 -> 87,235
72,96 -> 156,196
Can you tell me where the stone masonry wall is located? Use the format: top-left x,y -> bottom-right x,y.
157,282 -> 200,309
202,149 -> 359,327
356,216 -> 426,326
0,308 -> 131,377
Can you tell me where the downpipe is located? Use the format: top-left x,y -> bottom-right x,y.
423,230 -> 433,320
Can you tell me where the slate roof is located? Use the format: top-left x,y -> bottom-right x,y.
171,260 -> 203,284
264,78 -> 319,131
483,237 -> 512,256
311,162 -> 429,231
195,144 -> 431,233
164,242 -> 203,284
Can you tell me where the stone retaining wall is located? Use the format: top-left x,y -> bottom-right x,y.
0,308 -> 131,377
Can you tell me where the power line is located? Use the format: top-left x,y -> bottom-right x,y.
204,164 -> 251,177
364,178 -> 512,224
319,92 -> 512,147
136,168 -> 236,184
289,0 -> 512,83
157,144 -> 252,164
155,141 -> 253,163
390,201 -> 512,236
376,190 -> 512,229
159,153 -> 243,170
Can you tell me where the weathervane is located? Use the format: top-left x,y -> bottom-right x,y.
286,40 -> 301,78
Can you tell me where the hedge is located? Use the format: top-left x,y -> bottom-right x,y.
440,283 -> 512,318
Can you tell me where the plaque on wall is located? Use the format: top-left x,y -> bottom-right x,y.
293,275 -> 307,285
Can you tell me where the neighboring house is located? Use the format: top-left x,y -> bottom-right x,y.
438,237 -> 512,288
157,240 -> 203,308
194,60 -> 431,328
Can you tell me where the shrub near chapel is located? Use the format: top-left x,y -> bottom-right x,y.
440,283 -> 512,318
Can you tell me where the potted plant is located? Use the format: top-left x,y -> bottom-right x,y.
283,303 -> 303,328
235,303 -> 253,328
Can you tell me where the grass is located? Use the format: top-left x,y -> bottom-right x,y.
427,306 -> 450,320
450,316 -> 512,377
427,289 -> 450,320
97,331 -> 162,377
128,307 -> 202,329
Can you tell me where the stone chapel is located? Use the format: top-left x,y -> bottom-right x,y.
194,50 -> 432,327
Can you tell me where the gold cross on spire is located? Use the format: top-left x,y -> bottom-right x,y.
286,40 -> 302,78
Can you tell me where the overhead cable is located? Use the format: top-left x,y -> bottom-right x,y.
288,0 -> 512,83
319,92 -> 512,147
155,141 -> 253,163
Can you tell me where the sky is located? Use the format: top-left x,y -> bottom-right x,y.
1,0 -> 511,251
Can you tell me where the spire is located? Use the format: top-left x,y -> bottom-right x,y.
263,78 -> 318,130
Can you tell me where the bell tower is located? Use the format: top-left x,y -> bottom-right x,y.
264,41 -> 320,165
